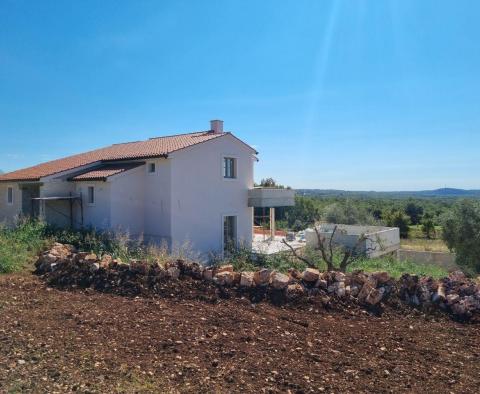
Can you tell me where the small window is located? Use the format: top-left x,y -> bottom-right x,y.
87,186 -> 95,205
223,215 -> 237,253
7,187 -> 13,205
223,157 -> 236,179
148,163 -> 156,174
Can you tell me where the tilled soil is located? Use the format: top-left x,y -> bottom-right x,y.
1,274 -> 479,393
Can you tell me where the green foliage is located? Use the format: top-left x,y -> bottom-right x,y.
348,255 -> 448,279
322,200 -> 377,225
45,226 -> 176,264
0,219 -> 51,273
0,219 -> 175,274
227,246 -> 308,273
385,210 -> 410,238
259,178 -> 281,188
442,199 -> 480,274
226,245 -> 446,279
284,196 -> 320,231
421,214 -> 436,239
404,200 -> 424,225
281,195 -> 456,233
278,194 -> 456,235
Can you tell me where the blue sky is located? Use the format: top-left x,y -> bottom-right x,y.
0,0 -> 479,190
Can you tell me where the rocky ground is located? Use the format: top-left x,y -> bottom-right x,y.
1,274 -> 480,393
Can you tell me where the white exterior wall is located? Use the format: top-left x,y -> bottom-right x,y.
169,134 -> 254,257
305,224 -> 400,258
0,183 -> 22,224
143,158 -> 172,245
365,228 -> 400,258
74,182 -> 111,229
110,165 -> 145,237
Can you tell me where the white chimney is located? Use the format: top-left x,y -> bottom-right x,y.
210,119 -> 224,134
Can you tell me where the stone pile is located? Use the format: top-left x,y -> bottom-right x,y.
35,243 -> 480,321
398,271 -> 480,320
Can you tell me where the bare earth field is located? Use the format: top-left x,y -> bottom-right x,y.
1,274 -> 480,393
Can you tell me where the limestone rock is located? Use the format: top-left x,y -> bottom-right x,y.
214,271 -> 234,286
334,271 -> 346,282
433,282 -> 446,302
100,255 -> 112,268
350,285 -> 360,297
253,269 -> 272,285
203,269 -> 214,281
286,283 -> 305,301
85,253 -> 98,262
287,268 -> 302,280
302,268 -> 320,283
271,272 -> 289,290
240,271 -> 255,287
357,281 -> 375,303
167,266 -> 180,280
232,271 -> 242,285
335,281 -> 346,297
217,264 -> 234,273
372,271 -> 390,285
314,279 -> 328,290
447,294 -> 460,305
365,287 -> 385,305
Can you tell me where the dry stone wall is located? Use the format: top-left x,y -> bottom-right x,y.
35,243 -> 480,322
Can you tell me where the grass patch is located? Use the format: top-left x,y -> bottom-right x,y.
227,246 -> 449,279
0,219 -> 51,274
0,218 -> 196,274
400,238 -> 449,252
349,256 -> 448,279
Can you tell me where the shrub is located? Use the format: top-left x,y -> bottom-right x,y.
0,218 -> 51,273
442,199 -> 480,275
385,210 -> 410,238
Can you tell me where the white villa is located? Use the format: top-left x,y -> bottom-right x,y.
0,120 -> 294,257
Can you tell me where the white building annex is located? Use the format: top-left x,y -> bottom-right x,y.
0,120 -> 294,258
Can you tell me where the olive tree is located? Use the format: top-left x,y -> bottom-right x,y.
442,199 -> 480,275
282,224 -> 381,272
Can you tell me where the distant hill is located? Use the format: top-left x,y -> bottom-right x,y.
297,188 -> 480,199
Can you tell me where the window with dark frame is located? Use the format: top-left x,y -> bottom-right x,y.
223,215 -> 237,253
87,186 -> 95,205
7,187 -> 13,205
148,162 -> 156,173
223,157 -> 236,179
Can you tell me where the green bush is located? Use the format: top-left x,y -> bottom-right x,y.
0,219 -> 172,273
442,199 -> 480,275
0,219 -> 51,273
225,244 -> 446,279
348,256 -> 448,279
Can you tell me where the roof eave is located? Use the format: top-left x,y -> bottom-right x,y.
0,178 -> 41,183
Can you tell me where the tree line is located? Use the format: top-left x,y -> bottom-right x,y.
270,195 -> 480,275
272,195 -> 453,238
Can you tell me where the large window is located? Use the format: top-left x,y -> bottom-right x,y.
87,186 -> 95,205
223,215 -> 237,253
6,187 -> 13,205
223,157 -> 236,179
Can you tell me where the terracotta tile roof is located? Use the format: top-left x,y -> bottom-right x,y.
0,130 -> 251,182
69,163 -> 145,181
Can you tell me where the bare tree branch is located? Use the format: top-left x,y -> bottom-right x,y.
314,226 -> 333,271
281,239 -> 316,268
284,225 -> 385,273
